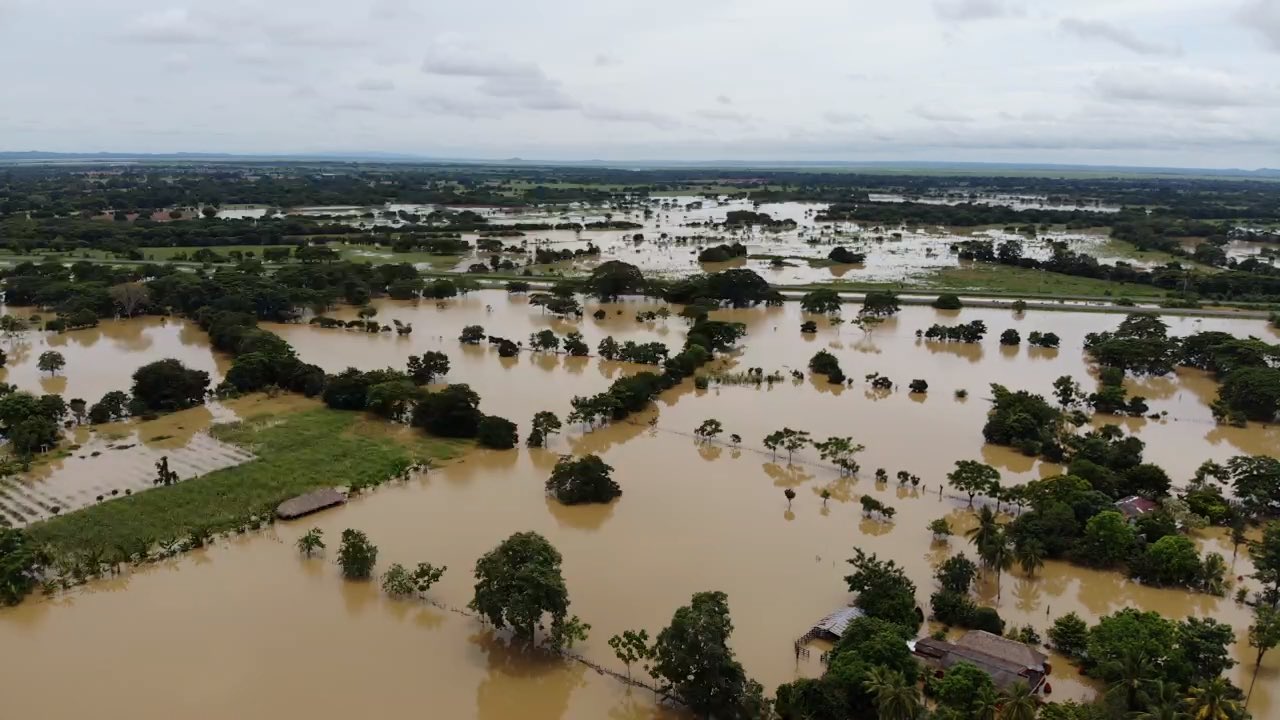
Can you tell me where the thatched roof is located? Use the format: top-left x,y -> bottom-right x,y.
955,631 -> 1047,670
913,632 -> 1047,692
276,488 -> 346,519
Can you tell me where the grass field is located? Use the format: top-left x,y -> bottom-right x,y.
27,406 -> 470,556
916,265 -> 1163,298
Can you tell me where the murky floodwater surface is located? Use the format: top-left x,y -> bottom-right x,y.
0,292 -> 1276,719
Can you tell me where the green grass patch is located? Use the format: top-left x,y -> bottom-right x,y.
27,408 -> 470,555
918,265 -> 1162,298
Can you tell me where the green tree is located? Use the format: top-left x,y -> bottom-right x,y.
694,418 -> 724,441
36,351 -> 65,376
586,260 -> 645,300
459,325 -> 485,344
861,291 -> 901,318
966,506 -> 1002,553
545,454 -> 621,505
1183,677 -> 1241,720
406,351 -> 450,385
933,661 -> 996,715
1227,455 -> 1280,518
949,460 -> 1001,506
0,528 -> 43,606
935,553 -> 978,594
1248,604 -> 1280,705
999,682 -> 1039,720
815,436 -> 865,475
526,410 -> 562,447
1013,537 -> 1046,578
131,358 -> 210,413
296,528 -> 325,557
1076,511 -> 1136,568
336,529 -> 378,580
845,549 -> 921,632
411,384 -> 483,437
929,518 -> 953,541
651,591 -> 767,719
1049,612 -> 1089,659
801,288 -> 842,315
863,665 -> 921,720
1252,521 -> 1280,598
470,531 -> 585,648
477,415 -> 518,449
608,629 -> 651,680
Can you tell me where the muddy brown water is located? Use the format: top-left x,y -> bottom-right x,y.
0,292 -> 1277,718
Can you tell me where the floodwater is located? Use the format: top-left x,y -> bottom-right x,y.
0,291 -> 1277,719
213,195 -> 1139,284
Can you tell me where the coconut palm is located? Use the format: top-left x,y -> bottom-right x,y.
863,666 -> 920,720
999,681 -> 1039,720
966,506 -> 1000,555
1184,677 -> 1241,720
980,529 -> 1014,601
1102,648 -> 1157,711
1013,538 -> 1046,578
972,684 -> 1000,720
1131,680 -> 1189,720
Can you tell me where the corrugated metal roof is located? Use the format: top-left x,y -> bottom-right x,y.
813,606 -> 865,638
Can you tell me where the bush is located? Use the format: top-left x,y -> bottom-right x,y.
546,454 -> 621,504
932,294 -> 963,310
131,359 -> 210,413
336,529 -> 378,580
477,415 -> 518,449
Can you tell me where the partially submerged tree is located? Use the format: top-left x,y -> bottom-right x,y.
545,454 -> 621,505
651,591 -> 767,718
336,529 -> 378,580
296,528 -> 325,557
470,531 -> 587,649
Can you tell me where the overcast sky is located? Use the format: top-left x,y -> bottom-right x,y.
2,0 -> 1278,168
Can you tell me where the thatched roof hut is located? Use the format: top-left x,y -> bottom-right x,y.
276,488 -> 346,520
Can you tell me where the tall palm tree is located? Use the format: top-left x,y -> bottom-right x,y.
972,684 -> 1000,720
966,506 -> 1000,555
1103,648 -> 1157,712
980,529 -> 1015,602
999,681 -> 1039,720
1184,677 -> 1241,720
864,666 -> 921,720
1013,538 -> 1046,578
1131,680 -> 1189,720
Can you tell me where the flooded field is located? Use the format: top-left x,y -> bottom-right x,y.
217,196 -> 1152,284
0,291 -> 1277,719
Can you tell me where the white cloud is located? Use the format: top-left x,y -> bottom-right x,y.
581,105 -> 679,129
1092,65 -> 1275,109
824,111 -> 867,124
1239,0 -> 1280,52
1059,18 -> 1180,56
123,7 -> 222,44
933,0 -> 1021,22
0,0 -> 1273,168
695,108 -> 751,124
356,78 -> 395,92
914,106 -> 974,123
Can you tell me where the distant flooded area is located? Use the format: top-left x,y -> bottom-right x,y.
0,291 -> 1277,718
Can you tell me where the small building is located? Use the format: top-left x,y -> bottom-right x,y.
276,488 -> 347,520
913,630 -> 1049,693
803,606 -> 866,643
1115,495 -> 1158,521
